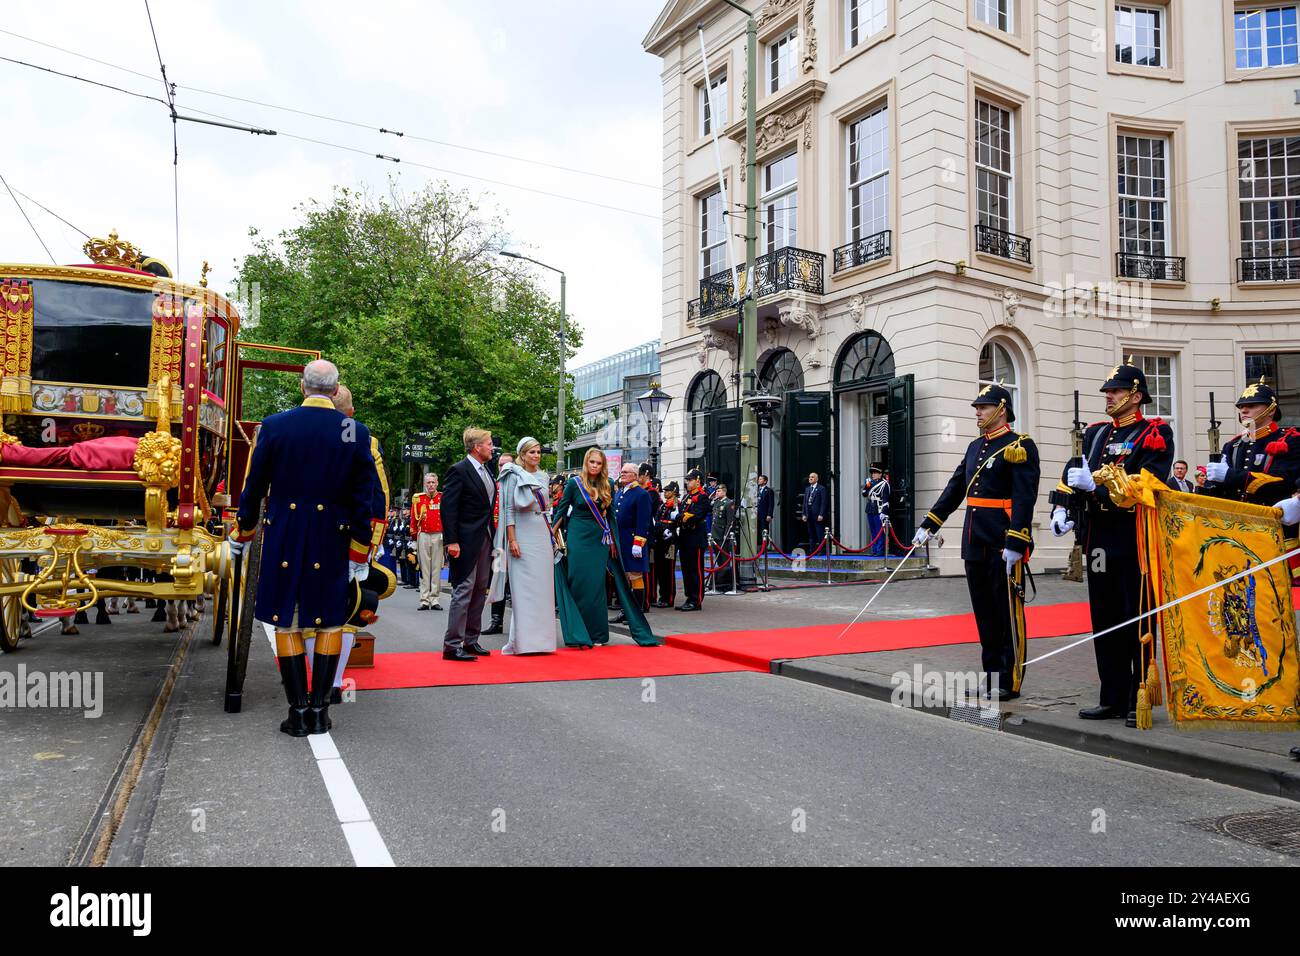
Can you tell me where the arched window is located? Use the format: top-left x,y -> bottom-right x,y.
760,348 -> 804,394
978,339 -> 1021,420
688,370 -> 728,411
835,331 -> 895,387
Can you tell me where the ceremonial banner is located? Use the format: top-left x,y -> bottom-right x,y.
1138,478 -> 1300,730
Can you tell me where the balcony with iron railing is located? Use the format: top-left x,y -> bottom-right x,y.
833,229 -> 891,273
975,223 -> 1032,264
1116,251 -> 1185,281
1237,255 -> 1300,283
696,246 -> 826,322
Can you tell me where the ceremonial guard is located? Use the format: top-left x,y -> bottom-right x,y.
230,360 -> 378,737
651,481 -> 681,607
411,473 -> 444,610
710,482 -> 736,552
1049,361 -> 1174,726
862,464 -> 890,556
912,384 -> 1040,700
611,463 -> 652,623
1204,378 -> 1300,534
675,469 -> 710,611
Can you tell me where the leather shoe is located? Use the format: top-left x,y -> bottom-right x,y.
677,602 -> 701,612
610,614 -> 628,625
330,686 -> 343,705
1078,704 -> 1124,720
464,643 -> 491,656
442,648 -> 477,661
481,620 -> 504,636
1290,747 -> 1300,761
653,601 -> 670,608
1124,711 -> 1138,728
417,603 -> 430,611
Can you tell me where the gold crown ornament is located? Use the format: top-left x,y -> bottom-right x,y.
82,230 -> 143,269
72,422 -> 105,440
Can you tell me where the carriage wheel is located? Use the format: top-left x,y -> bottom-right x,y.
224,528 -> 261,713
0,558 -> 28,653
210,561 -> 232,646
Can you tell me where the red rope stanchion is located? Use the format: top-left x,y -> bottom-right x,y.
709,539 -> 770,563
888,524 -> 911,551
829,523 -> 885,555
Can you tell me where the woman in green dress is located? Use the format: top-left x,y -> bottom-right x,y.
552,448 -> 660,647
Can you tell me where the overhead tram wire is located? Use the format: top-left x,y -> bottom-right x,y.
143,0 -> 181,276
1,171 -> 57,264
0,26 -> 661,194
10,185 -> 90,239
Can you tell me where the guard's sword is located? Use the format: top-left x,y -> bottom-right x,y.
833,542 -> 920,640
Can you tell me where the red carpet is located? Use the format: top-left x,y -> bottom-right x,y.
347,601 -> 1094,691
346,644 -> 760,691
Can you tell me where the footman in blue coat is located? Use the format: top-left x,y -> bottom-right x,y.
230,360 -> 378,737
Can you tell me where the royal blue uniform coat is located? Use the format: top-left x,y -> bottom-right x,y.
234,396 -> 378,629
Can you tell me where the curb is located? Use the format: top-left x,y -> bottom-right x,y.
773,657 -> 1300,803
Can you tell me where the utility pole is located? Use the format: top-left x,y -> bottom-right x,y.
724,0 -> 759,584
500,251 -> 567,468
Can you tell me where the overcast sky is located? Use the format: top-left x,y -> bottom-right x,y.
1,1 -> 664,365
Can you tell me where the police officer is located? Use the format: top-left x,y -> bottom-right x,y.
912,384 -> 1040,700
651,481 -> 681,607
1204,377 -> 1300,533
676,469 -> 709,611
862,464 -> 890,556
1049,360 -> 1174,727
229,360 -> 378,737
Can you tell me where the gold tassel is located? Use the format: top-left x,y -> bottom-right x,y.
1136,683 -> 1152,730
1140,631 -> 1162,705
1004,445 -> 1026,464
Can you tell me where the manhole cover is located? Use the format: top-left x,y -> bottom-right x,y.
949,703 -> 1002,730
1187,809 -> 1300,856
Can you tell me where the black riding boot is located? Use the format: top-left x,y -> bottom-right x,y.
307,653 -> 339,735
279,653 -> 310,737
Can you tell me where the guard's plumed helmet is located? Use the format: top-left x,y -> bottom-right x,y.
1235,376 -> 1281,422
972,383 -> 1016,424
1100,360 -> 1152,405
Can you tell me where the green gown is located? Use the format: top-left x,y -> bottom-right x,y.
553,476 -> 660,647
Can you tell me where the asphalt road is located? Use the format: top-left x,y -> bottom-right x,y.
4,584 -> 1298,866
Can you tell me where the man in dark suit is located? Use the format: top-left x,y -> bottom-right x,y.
755,474 -> 774,542
230,360 -> 378,736
800,472 -> 828,549
439,427 -> 498,661
1167,459 -> 1194,493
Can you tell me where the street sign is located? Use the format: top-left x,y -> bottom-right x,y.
401,435 -> 437,463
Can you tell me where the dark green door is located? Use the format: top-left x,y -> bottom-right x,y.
887,374 -> 915,547
706,407 -> 742,494
781,391 -> 831,546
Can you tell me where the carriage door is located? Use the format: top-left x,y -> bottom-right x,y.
228,342 -> 322,512
780,391 -> 831,545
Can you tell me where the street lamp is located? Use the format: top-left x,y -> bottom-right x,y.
500,250 -> 567,468
636,381 -> 672,474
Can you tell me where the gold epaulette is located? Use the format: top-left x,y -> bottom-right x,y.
1002,435 -> 1030,464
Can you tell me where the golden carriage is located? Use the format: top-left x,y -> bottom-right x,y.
0,232 -> 318,712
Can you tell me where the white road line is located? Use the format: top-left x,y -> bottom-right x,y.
267,623 -> 394,866
309,733 -> 394,866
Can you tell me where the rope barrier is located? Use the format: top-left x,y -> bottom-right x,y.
829,523 -> 886,555
707,539 -> 770,563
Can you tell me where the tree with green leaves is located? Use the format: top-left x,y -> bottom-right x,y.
231,182 -> 582,497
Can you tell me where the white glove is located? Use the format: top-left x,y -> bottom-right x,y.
912,527 -> 931,547
1205,460 -> 1229,483
1279,496 -> 1300,525
227,538 -> 245,557
348,560 -> 369,582
1002,547 -> 1021,575
1066,466 -> 1096,492
1050,507 -> 1074,537
632,544 -> 643,558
